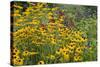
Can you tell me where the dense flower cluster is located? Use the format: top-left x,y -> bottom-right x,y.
11,2 -> 97,66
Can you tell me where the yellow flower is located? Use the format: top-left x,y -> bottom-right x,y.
75,47 -> 83,54
48,15 -> 53,19
12,58 -> 23,65
62,47 -> 69,54
82,45 -> 88,49
80,38 -> 87,42
26,7 -> 33,12
48,12 -> 53,16
12,54 -> 20,59
14,10 -> 20,14
22,50 -> 30,56
16,19 -> 23,22
39,27 -> 46,35
17,58 -> 24,65
11,14 -> 21,17
23,11 -> 30,15
38,61 -> 45,64
68,43 -> 76,50
75,31 -> 84,35
11,58 -> 18,65
60,31 -> 67,36
12,48 -> 20,55
59,18 -> 64,22
50,55 -> 55,60
57,23 -> 64,28
63,52 -> 70,61
56,49 -> 61,55
32,19 -> 40,25
69,49 -> 74,54
56,47 -> 64,54
51,37 -> 56,44
74,56 -> 83,62
47,55 -> 55,60
71,39 -> 81,43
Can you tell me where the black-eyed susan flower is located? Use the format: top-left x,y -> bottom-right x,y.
74,56 -> 83,62
68,43 -> 76,50
11,58 -> 18,65
61,47 -> 69,54
47,55 -> 55,60
22,50 -> 30,56
75,47 -> 83,54
17,58 -> 24,65
63,52 -> 70,61
51,37 -> 57,44
12,54 -> 20,60
56,49 -> 61,55
11,57 -> 24,65
38,61 -> 45,65
11,2 -> 97,64
12,48 -> 20,55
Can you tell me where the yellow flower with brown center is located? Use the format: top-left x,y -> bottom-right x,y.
68,43 -> 76,50
12,48 -> 20,55
60,31 -> 67,37
74,56 -> 83,62
80,38 -> 87,42
12,57 -> 24,65
75,31 -> 84,35
38,61 -> 45,65
47,55 -> 55,60
39,27 -> 46,33
62,47 -> 69,54
56,49 -> 61,55
51,37 -> 56,44
17,58 -> 24,65
75,47 -> 83,54
63,52 -> 70,61
56,47 -> 64,54
12,54 -> 20,59
69,49 -> 74,54
11,58 -> 18,65
22,50 -> 30,56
